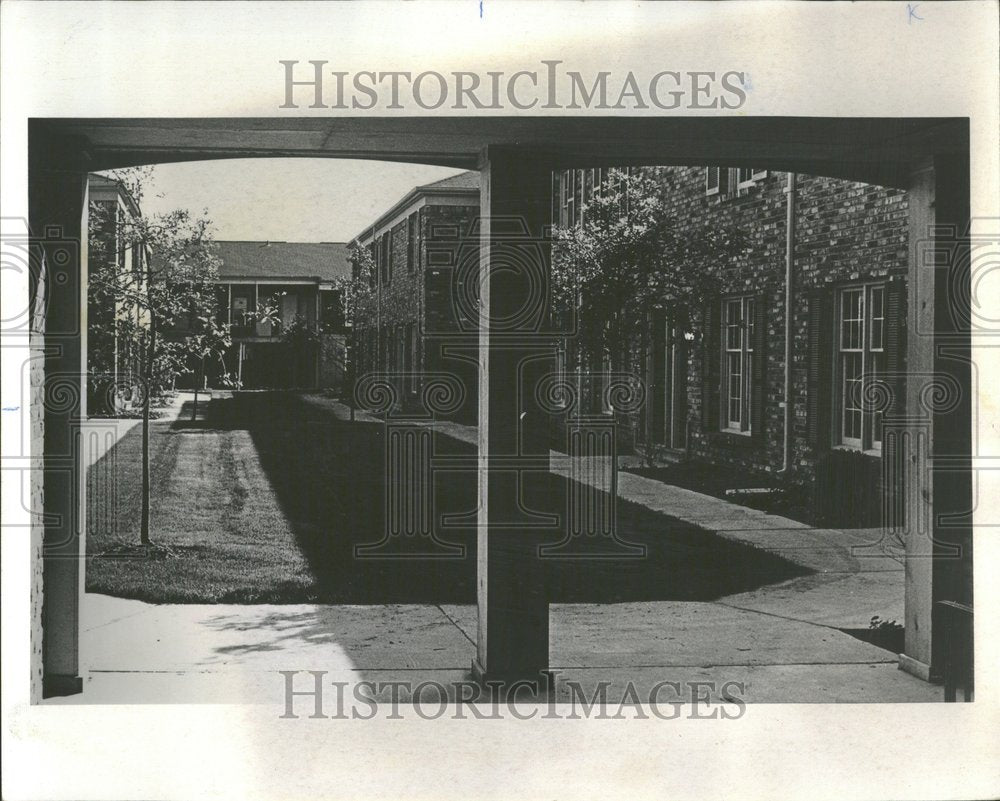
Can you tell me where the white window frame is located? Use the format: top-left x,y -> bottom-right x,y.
406,214 -> 417,273
722,295 -> 755,435
560,169 -> 576,227
735,167 -> 766,190
836,282 -> 885,453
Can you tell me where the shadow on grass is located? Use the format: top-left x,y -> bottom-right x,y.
87,391 -> 810,604
230,392 -> 810,604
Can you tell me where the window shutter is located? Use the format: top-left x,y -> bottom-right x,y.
751,294 -> 768,443
706,167 -> 728,196
701,299 -> 720,430
884,278 -> 907,418
806,290 -> 834,450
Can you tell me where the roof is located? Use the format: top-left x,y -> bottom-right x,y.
353,170 -> 480,243
88,172 -> 142,219
417,171 -> 480,192
212,241 -> 351,282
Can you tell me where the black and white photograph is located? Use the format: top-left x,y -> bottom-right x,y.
2,3 -> 998,800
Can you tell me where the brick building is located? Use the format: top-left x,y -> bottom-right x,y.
86,173 -> 151,415
351,171 -> 480,420
554,166 -> 908,526
356,165 -> 909,526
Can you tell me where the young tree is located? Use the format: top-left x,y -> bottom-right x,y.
551,168 -> 747,413
330,245 -> 379,422
88,168 -> 230,545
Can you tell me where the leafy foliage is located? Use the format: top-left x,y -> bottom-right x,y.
551,168 -> 747,369
88,171 -> 231,399
87,167 -> 231,543
336,243 -> 377,325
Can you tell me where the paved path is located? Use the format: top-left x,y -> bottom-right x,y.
81,392 -> 192,468
54,394 -> 932,705
304,396 -> 903,575
60,593 -> 939,705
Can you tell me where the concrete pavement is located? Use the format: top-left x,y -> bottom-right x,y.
55,393 -> 937,706
58,592 -> 940,705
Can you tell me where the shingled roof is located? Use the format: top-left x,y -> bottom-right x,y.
212,241 -> 351,282
416,171 -> 480,192
353,170 -> 480,243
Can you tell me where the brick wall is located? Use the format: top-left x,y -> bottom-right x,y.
354,202 -> 479,415
637,166 -> 908,491
30,259 -> 46,703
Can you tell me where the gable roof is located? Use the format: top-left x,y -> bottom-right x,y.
213,241 -> 350,282
417,171 -> 480,192
353,170 -> 480,243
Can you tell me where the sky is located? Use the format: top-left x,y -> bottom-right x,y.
120,159 -> 469,243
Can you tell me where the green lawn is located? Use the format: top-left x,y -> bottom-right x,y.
86,401 -> 318,602
86,392 -> 810,604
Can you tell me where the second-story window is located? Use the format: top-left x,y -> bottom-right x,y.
379,231 -> 391,286
406,214 -> 417,273
559,169 -> 577,227
707,167 -> 766,196
706,167 -> 727,196
368,242 -> 378,288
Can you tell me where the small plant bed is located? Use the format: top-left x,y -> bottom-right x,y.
839,616 -> 905,654
623,461 -> 821,527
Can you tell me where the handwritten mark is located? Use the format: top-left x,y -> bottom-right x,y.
479,0 -> 483,18
907,4 -> 923,23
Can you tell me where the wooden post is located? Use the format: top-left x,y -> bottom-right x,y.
473,147 -> 558,691
29,129 -> 90,697
899,155 -> 972,682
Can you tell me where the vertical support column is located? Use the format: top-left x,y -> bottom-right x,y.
899,155 -> 972,682
474,146 -> 556,689
29,128 -> 90,697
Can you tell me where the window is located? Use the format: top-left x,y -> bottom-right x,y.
555,168 -> 630,226
722,295 -> 755,433
591,168 -> 606,198
406,214 -> 417,273
407,322 -> 418,393
707,167 -> 766,196
612,167 -> 629,217
559,169 -> 576,227
367,242 -> 378,288
735,167 -> 765,189
706,167 -> 727,196
380,231 -> 391,285
837,283 -> 885,451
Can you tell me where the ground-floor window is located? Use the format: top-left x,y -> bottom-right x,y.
406,323 -> 418,394
722,295 -> 755,434
837,282 -> 885,452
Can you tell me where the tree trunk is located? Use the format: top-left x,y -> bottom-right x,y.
191,362 -> 200,422
140,323 -> 155,545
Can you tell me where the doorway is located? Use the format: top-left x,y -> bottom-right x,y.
639,310 -> 687,454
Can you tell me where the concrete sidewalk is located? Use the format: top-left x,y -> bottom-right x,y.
82,391 -> 194,468
57,593 -> 940,705
57,394 -> 933,705
304,396 -> 903,576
